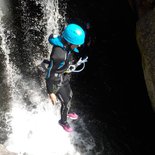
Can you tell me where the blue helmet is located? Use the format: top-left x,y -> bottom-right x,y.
62,24 -> 85,45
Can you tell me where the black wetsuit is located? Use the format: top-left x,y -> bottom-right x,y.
46,46 -> 74,123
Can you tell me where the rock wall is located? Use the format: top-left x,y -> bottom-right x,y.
128,0 -> 155,111
136,7 -> 155,111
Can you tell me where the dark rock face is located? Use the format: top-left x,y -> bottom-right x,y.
128,0 -> 155,111
136,7 -> 155,111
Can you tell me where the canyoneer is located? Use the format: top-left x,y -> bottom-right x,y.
39,24 -> 88,132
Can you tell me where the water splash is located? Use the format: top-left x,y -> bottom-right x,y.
5,78 -> 80,155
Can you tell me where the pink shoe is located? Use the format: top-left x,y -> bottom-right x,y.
67,112 -> 79,120
59,120 -> 73,132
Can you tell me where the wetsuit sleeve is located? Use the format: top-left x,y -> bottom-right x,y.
46,47 -> 66,94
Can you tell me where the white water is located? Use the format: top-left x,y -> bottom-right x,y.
0,1 -> 96,155
0,10 -> 14,91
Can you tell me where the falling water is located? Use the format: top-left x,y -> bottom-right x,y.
0,10 -> 14,91
0,0 -> 98,155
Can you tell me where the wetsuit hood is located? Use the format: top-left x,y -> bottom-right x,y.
49,36 -> 79,53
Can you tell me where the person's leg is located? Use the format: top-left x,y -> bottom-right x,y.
56,82 -> 73,132
57,83 -> 72,122
60,100 -> 72,123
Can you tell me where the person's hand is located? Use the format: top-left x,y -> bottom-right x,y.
49,93 -> 57,105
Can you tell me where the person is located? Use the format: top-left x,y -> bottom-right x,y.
45,24 -> 86,132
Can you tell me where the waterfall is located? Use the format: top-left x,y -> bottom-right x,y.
0,1 -> 97,155
0,10 -> 14,92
